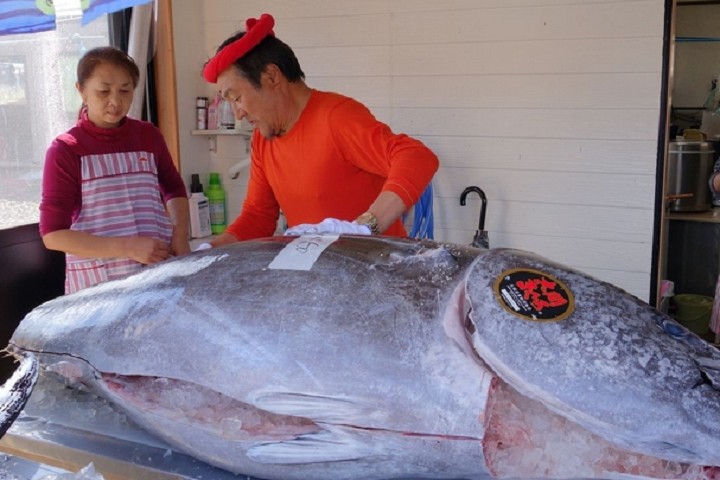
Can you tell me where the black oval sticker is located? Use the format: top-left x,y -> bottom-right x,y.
493,268 -> 574,322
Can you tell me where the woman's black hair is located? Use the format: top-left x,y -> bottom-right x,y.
77,46 -> 140,88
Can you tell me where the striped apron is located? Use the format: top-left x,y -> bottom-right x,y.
65,151 -> 174,294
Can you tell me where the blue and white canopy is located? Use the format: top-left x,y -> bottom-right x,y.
0,0 -> 152,36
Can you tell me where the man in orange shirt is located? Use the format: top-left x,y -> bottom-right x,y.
200,13 -> 438,245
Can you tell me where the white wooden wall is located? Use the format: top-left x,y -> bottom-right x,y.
174,0 -> 667,301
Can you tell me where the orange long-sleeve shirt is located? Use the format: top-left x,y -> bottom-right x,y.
226,90 -> 439,240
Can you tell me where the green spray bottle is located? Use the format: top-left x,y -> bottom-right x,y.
206,172 -> 226,234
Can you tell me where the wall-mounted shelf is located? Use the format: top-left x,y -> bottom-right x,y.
191,129 -> 252,153
669,208 -> 720,223
676,36 -> 720,43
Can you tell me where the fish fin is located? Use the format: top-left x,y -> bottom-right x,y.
252,391 -> 376,424
695,357 -> 720,390
247,428 -> 372,464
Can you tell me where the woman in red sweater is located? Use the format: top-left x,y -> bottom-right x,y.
40,47 -> 190,294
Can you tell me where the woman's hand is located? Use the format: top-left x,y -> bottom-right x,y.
170,231 -> 191,256
124,236 -> 172,264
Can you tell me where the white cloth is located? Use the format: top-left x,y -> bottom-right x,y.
193,242 -> 213,251
284,218 -> 371,236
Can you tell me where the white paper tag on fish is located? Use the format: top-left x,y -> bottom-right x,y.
268,235 -> 339,271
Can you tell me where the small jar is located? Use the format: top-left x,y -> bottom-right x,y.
195,97 -> 208,130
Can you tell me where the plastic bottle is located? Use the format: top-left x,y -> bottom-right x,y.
188,174 -> 212,238
207,93 -> 221,130
219,97 -> 235,129
206,172 -> 226,234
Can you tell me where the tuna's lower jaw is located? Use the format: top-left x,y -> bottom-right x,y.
101,372 -> 713,480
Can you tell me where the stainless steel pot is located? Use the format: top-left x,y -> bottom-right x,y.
667,141 -> 716,212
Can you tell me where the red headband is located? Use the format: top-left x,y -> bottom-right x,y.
202,13 -> 275,83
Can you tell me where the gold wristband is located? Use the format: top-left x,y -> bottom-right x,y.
355,212 -> 380,235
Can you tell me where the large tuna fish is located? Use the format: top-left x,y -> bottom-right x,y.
6,235 -> 720,480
